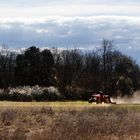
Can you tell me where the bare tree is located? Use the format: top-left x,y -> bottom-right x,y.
99,40 -> 114,92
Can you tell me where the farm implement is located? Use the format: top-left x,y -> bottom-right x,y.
89,91 -> 116,104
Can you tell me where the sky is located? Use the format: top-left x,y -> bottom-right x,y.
0,0 -> 140,63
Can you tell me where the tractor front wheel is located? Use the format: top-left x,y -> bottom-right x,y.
88,99 -> 93,103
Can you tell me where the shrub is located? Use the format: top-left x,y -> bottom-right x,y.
0,86 -> 62,101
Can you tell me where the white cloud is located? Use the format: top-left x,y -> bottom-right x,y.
0,4 -> 140,18
0,16 -> 140,62
1,0 -> 140,6
0,0 -> 139,63
0,16 -> 139,47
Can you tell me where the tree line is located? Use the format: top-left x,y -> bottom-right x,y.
0,40 -> 140,100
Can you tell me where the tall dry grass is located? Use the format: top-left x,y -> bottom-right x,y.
0,106 -> 139,140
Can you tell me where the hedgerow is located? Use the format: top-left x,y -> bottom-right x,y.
0,86 -> 62,101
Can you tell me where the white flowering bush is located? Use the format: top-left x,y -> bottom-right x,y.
46,86 -> 62,100
0,86 -> 62,101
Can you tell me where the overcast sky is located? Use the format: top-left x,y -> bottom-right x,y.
0,0 -> 140,63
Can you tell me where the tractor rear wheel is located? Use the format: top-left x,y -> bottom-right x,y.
105,98 -> 111,103
96,99 -> 102,104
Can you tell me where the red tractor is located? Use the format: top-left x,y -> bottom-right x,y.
88,91 -> 116,104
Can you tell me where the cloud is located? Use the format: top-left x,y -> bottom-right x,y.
1,0 -> 140,6
0,3 -> 140,18
0,1 -> 139,63
0,16 -> 140,63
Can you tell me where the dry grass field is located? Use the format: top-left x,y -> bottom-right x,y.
0,101 -> 139,140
